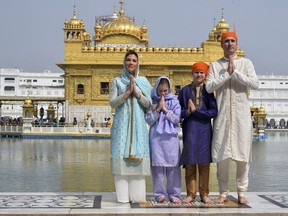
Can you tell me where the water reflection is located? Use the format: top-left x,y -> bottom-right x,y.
250,131 -> 288,191
0,139 -> 114,192
0,131 -> 287,192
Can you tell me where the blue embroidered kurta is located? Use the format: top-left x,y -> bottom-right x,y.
109,69 -> 152,176
178,83 -> 217,165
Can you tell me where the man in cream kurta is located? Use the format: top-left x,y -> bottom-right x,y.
206,32 -> 259,205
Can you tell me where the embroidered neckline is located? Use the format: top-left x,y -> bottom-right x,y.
190,81 -> 204,108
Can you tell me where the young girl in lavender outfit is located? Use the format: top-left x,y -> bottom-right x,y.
145,76 -> 182,204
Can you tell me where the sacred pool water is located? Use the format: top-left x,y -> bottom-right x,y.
0,131 -> 287,192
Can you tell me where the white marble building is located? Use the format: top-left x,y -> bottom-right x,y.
249,74 -> 288,128
0,68 -> 65,120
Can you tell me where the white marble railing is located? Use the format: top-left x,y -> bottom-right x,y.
0,125 -> 110,135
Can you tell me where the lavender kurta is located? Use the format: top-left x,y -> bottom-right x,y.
205,57 -> 259,163
178,83 -> 217,165
145,77 -> 181,167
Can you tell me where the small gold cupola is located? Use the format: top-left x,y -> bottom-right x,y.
208,18 -> 217,41
64,5 -> 86,41
213,9 -> 230,42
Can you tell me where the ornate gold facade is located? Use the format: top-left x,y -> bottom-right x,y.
57,1 -> 245,122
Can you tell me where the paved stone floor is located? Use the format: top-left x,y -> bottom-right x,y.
0,192 -> 288,215
0,194 -> 101,208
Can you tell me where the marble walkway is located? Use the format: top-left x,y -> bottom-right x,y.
0,192 -> 287,215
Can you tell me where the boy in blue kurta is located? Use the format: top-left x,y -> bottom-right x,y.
145,76 -> 182,204
178,62 -> 218,204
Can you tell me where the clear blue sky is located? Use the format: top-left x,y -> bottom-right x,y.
0,0 -> 287,75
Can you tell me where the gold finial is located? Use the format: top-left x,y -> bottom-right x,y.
120,0 -> 124,8
119,0 -> 125,17
112,4 -> 118,19
221,8 -> 224,18
73,5 -> 77,19
95,18 -> 100,25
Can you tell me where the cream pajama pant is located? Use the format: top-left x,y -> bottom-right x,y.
217,158 -> 250,197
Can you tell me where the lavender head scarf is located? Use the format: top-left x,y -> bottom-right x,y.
151,76 -> 181,134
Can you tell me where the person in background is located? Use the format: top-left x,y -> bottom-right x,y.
91,119 -> 95,127
205,31 -> 259,204
109,50 -> 152,203
106,117 -> 112,127
145,76 -> 182,204
178,62 -> 217,204
73,117 -> 77,126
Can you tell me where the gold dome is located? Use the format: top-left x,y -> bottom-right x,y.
258,106 -> 266,114
103,19 -> 140,35
250,106 -> 257,115
48,103 -> 55,110
215,9 -> 229,33
83,31 -> 90,40
101,1 -> 142,40
95,23 -> 102,31
66,5 -> 85,28
70,16 -> 80,25
211,10 -> 230,42
102,14 -> 140,37
250,105 -> 257,111
83,31 -> 89,36
236,48 -> 245,56
24,99 -> 32,106
216,17 -> 229,32
208,26 -> 216,41
94,1 -> 148,44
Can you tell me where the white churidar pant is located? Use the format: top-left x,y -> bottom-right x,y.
114,175 -> 146,203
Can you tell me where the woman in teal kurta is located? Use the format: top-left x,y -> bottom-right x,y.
109,50 -> 152,203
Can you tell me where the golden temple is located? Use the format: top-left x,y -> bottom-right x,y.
57,0 -> 245,123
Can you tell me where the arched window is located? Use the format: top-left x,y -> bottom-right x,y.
270,119 -> 276,128
25,110 -> 30,118
259,117 -> 265,126
76,32 -> 81,39
4,78 -> 15,81
280,119 -> 285,128
77,84 -> 84,94
4,86 -> 15,91
100,82 -> 109,94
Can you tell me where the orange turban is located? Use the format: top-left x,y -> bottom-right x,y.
221,32 -> 238,43
192,62 -> 209,75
